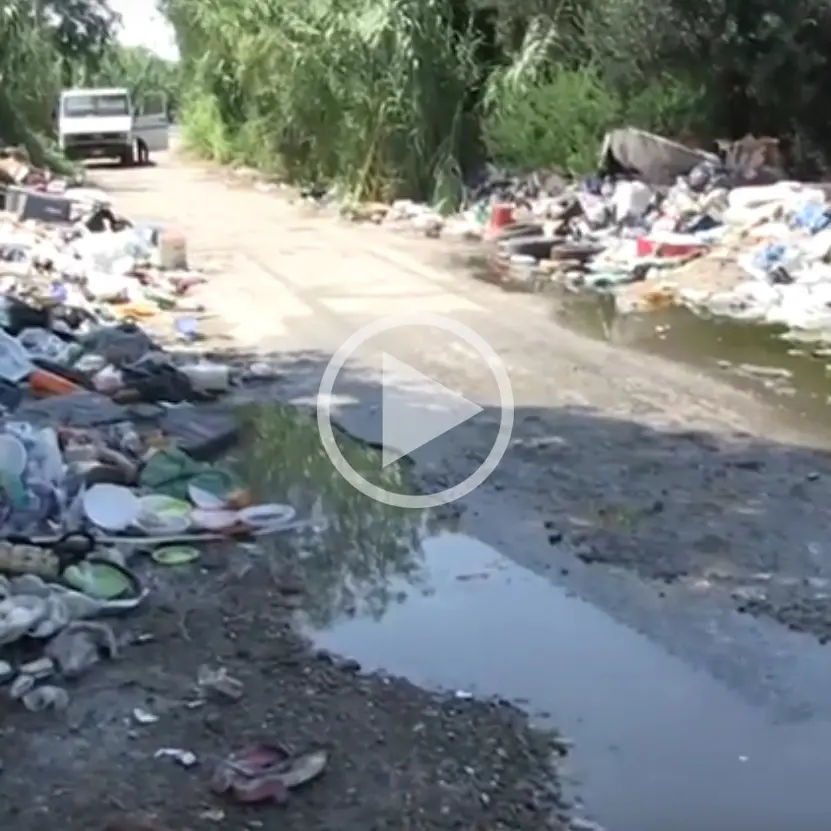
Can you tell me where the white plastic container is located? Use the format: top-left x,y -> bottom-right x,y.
180,361 -> 231,393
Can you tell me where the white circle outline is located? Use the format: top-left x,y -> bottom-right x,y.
316,312 -> 514,509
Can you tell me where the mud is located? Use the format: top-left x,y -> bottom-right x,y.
439,252 -> 831,640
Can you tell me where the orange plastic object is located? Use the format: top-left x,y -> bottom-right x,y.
28,368 -> 82,397
112,303 -> 157,319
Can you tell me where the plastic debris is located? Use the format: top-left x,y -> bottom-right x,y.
210,743 -> 327,804
45,621 -> 118,678
133,707 -> 159,724
21,684 -> 69,712
154,748 -> 198,768
198,665 -> 244,701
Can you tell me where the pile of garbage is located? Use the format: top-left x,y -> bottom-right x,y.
353,129 -> 831,338
0,171 -> 302,713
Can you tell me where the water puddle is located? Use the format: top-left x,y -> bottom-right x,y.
547,286 -> 831,434
459,251 -> 831,437
232,402 -> 831,830
305,532 -> 831,831
231,402 -> 437,622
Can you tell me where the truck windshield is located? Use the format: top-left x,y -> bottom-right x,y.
62,94 -> 130,117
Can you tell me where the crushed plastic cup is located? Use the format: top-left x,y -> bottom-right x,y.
50,281 -> 68,303
92,365 -> 124,395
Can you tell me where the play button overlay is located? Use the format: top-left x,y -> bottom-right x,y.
317,312 -> 514,509
380,353 -> 484,467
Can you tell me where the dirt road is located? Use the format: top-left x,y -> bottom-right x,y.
97,150 -> 831,637
5,150 -> 830,831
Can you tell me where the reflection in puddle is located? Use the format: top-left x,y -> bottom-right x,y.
232,402 -> 428,625
306,532 -> 831,831
462,251 -> 831,435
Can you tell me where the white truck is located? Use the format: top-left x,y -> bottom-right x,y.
57,87 -> 169,166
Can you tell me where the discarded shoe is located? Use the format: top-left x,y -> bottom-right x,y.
210,743 -> 327,804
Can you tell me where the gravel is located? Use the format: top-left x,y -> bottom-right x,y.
0,535 -> 567,831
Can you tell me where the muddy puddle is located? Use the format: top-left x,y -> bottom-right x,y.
460,251 -> 831,437
548,286 -> 831,433
231,402 -> 436,625
305,531 -> 831,831
234,403 -> 831,831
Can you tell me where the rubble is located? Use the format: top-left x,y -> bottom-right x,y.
346,130 -> 831,341
0,167 -> 307,713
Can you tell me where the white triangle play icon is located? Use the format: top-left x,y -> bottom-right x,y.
380,353 -> 483,467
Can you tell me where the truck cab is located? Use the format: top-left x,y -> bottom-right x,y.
58,87 -> 169,166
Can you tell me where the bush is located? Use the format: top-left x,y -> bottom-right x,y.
180,92 -> 234,164
482,63 -> 708,176
166,0 -> 480,203
165,0 -> 831,190
482,66 -> 619,176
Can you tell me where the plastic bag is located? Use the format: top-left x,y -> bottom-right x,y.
0,330 -> 32,383
17,328 -> 76,365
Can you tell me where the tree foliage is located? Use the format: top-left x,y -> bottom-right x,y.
164,0 -> 481,202
84,45 -> 181,112
163,0 -> 831,192
0,1 -> 180,169
41,0 -> 120,82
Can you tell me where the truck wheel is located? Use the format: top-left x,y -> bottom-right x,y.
119,148 -> 133,166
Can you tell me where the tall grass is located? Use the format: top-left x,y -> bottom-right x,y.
0,1 -> 67,168
166,0 -> 831,189
167,0 -> 479,203
167,0 -> 713,196
479,19 -> 710,177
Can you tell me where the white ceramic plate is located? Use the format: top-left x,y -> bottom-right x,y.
83,484 -> 140,532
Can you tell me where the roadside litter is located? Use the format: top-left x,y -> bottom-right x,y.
346,130 -> 831,340
211,743 -> 328,804
0,166 -> 305,713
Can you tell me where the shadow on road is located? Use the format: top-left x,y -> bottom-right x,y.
208,344 -> 831,643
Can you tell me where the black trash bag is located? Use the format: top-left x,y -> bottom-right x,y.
81,322 -> 160,366
120,356 -> 212,404
1,295 -> 51,335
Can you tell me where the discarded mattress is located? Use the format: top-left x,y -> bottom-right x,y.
599,127 -> 719,186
